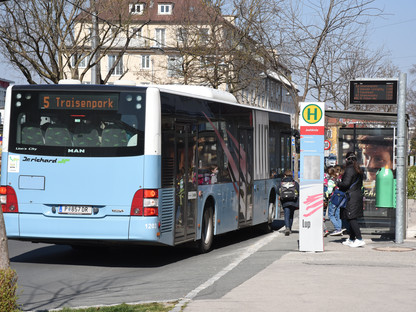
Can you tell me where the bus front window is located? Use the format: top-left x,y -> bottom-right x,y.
10,89 -> 146,157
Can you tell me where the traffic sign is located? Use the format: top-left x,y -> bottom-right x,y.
324,140 -> 331,150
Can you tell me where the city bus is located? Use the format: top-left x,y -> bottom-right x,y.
1,82 -> 292,252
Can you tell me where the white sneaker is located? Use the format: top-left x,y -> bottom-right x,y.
350,239 -> 366,248
342,239 -> 353,246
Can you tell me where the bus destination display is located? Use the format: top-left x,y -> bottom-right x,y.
40,93 -> 119,110
350,80 -> 397,105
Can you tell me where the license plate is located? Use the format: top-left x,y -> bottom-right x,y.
58,205 -> 92,215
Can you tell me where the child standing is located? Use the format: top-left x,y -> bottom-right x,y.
328,166 -> 343,236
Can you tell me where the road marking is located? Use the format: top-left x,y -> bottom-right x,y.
170,231 -> 281,311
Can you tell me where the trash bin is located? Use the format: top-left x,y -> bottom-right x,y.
375,167 -> 395,208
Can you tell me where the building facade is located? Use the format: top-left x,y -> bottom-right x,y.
65,0 -> 297,115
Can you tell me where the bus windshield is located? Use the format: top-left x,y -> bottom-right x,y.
8,88 -> 146,157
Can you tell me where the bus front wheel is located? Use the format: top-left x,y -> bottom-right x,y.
198,205 -> 214,253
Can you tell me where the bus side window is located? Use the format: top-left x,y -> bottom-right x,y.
45,124 -> 73,147
21,123 -> 44,145
101,125 -> 128,147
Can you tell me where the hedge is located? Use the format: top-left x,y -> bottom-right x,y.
0,268 -> 19,312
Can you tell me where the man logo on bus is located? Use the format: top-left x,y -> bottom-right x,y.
302,104 -> 322,124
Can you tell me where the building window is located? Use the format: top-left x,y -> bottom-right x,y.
129,3 -> 145,15
158,4 -> 173,15
200,55 -> 215,67
167,55 -> 183,77
154,28 -> 166,47
108,55 -> 123,76
177,28 -> 188,44
71,54 -> 88,68
141,55 -> 150,69
132,27 -> 142,38
200,28 -> 209,44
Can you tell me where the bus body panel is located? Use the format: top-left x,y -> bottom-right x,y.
214,183 -> 239,235
3,153 -> 163,242
19,214 -> 129,240
6,155 -> 144,208
196,183 -> 239,236
252,179 -> 279,225
4,214 -> 19,237
142,155 -> 161,188
128,216 -> 159,241
252,180 -> 268,225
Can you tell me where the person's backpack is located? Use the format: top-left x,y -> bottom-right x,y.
279,181 -> 298,202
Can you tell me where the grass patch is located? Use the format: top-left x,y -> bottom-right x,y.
57,302 -> 176,312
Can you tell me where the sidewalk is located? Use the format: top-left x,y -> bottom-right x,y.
183,222 -> 416,312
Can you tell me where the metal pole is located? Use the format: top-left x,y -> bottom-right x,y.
396,72 -> 407,243
91,0 -> 100,84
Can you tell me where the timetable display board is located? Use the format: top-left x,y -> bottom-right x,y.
350,80 -> 397,105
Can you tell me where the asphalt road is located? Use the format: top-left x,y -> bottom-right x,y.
8,220 -> 292,311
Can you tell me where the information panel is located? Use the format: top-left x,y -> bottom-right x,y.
299,102 -> 325,252
349,80 -> 397,105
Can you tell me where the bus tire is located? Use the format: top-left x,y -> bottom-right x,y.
261,202 -> 276,233
198,205 -> 214,253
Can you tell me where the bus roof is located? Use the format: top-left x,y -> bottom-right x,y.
150,84 -> 238,104
10,82 -> 291,117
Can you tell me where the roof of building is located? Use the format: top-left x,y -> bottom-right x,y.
82,0 -> 225,24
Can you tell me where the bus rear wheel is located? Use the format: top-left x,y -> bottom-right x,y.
261,202 -> 276,233
198,205 -> 214,253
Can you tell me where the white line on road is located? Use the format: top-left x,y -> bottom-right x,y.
170,231 -> 281,312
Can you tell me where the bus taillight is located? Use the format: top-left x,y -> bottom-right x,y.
130,189 -> 158,216
0,186 -> 19,213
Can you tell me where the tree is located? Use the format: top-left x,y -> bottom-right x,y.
0,209 -> 10,269
228,0 -> 386,177
407,65 -> 416,129
0,0 -> 150,84
158,0 -> 269,99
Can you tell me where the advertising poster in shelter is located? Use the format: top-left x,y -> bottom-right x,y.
339,128 -> 395,222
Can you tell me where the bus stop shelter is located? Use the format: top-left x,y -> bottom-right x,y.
325,109 -> 411,237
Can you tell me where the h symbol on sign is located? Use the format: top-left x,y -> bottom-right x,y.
307,108 -> 318,120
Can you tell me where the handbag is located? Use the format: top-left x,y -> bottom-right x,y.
329,189 -> 349,209
329,178 -> 359,209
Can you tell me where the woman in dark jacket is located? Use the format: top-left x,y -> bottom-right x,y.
338,152 -> 365,247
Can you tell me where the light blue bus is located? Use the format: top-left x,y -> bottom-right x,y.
1,82 -> 292,252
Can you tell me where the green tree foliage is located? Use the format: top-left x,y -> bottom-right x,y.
407,166 -> 416,199
410,137 -> 416,156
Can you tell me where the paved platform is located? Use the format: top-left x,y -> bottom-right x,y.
183,226 -> 416,312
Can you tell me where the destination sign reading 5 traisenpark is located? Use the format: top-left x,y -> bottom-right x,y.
40,93 -> 119,110
349,80 -> 398,105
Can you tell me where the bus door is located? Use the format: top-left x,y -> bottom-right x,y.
238,128 -> 254,226
174,123 -> 197,242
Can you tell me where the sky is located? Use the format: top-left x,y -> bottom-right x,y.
369,0 -> 416,75
1,0 -> 416,85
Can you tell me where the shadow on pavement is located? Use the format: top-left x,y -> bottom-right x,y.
11,218 -> 285,268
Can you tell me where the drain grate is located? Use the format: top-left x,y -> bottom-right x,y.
373,246 -> 416,252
